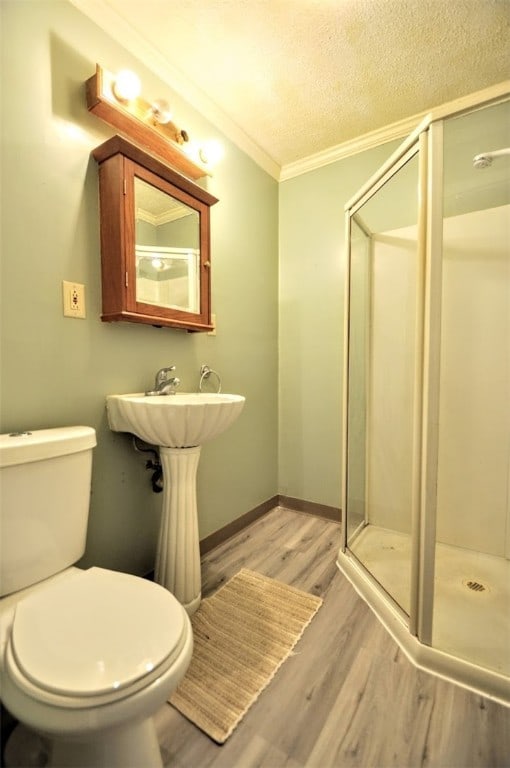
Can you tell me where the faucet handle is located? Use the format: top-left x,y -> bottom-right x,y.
155,365 -> 176,385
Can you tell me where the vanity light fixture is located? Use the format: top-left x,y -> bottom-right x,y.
86,64 -> 219,180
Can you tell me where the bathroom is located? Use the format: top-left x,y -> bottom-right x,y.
1,0 -> 509,764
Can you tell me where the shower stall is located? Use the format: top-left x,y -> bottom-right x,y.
338,93 -> 510,705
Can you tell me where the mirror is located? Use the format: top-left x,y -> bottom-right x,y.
92,135 -> 218,332
135,177 -> 200,313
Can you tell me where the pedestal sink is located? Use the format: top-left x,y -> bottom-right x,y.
106,392 -> 245,614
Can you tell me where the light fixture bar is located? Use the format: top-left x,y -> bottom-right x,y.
85,64 -> 210,180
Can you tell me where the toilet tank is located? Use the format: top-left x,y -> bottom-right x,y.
0,427 -> 97,597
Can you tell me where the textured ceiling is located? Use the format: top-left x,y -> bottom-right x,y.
74,0 -> 510,173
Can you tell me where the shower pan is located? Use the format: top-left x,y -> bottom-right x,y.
338,94 -> 510,706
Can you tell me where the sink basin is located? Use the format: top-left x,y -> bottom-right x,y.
106,392 -> 245,448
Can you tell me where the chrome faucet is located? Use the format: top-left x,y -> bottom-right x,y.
145,366 -> 181,396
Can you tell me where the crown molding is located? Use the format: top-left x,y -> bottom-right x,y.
279,117 -> 418,181
280,80 -> 510,181
136,205 -> 191,227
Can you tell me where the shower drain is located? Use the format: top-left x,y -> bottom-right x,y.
463,579 -> 488,593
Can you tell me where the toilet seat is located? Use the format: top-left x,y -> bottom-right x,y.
7,567 -> 188,707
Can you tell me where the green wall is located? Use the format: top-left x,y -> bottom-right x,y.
278,143 -> 400,510
0,1 -> 278,577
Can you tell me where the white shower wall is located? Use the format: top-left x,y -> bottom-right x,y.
437,204 -> 510,558
367,204 -> 509,558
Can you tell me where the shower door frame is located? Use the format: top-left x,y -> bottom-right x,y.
341,115 -> 439,641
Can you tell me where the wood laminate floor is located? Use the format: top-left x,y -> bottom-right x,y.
155,507 -> 510,768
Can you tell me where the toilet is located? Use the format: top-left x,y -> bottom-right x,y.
0,427 -> 193,768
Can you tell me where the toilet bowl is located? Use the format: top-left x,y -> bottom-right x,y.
1,567 -> 193,768
0,426 -> 193,767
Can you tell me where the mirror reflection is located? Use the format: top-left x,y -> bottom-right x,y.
134,177 -> 200,313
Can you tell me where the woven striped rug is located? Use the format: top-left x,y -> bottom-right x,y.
169,568 -> 323,744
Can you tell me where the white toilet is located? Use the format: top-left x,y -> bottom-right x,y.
0,427 -> 193,768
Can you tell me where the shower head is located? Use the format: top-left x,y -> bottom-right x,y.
473,154 -> 493,169
473,147 -> 510,169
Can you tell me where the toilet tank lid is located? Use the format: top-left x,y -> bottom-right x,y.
0,427 -> 96,467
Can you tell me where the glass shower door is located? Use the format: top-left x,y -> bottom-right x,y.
344,148 -> 422,618
432,100 -> 510,675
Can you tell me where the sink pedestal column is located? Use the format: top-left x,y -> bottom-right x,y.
154,445 -> 202,615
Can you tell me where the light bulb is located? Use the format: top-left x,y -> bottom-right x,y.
150,99 -> 173,124
112,70 -> 141,102
199,140 -> 224,166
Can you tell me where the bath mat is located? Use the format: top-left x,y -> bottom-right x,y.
169,568 -> 323,744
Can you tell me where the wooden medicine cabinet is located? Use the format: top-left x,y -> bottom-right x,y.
92,135 -> 218,331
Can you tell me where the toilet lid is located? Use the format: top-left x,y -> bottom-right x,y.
10,567 -> 186,697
